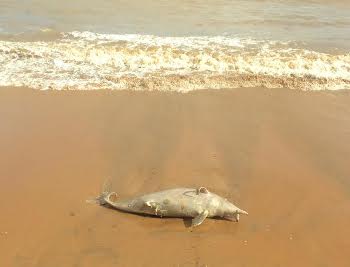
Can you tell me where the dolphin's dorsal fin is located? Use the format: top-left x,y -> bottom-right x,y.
192,210 -> 209,227
196,187 -> 209,194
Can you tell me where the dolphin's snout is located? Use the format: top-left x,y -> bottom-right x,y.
238,209 -> 248,215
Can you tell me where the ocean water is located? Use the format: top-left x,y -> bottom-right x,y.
0,0 -> 349,91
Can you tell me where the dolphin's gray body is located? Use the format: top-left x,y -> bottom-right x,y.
91,182 -> 248,227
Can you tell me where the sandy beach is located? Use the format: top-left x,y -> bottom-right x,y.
1,0 -> 350,266
0,87 -> 350,267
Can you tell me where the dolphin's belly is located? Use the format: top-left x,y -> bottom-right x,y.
135,188 -> 209,218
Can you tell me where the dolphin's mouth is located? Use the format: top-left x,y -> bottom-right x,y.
224,216 -> 238,221
225,216 -> 240,222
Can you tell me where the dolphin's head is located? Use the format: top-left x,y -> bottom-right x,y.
221,199 -> 248,222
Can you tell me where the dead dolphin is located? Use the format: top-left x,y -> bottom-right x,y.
88,181 -> 248,227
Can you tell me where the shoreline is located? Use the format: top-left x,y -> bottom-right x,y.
1,87 -> 350,267
2,85 -> 350,94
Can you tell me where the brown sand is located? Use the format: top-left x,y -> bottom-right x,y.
0,87 -> 350,267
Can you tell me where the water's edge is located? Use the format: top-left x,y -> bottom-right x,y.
1,31 -> 349,91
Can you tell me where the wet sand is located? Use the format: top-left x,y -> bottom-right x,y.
1,87 -> 350,267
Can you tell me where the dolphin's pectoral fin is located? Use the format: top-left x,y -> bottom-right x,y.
191,210 -> 209,227
196,187 -> 209,195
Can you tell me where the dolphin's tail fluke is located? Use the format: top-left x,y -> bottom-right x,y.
86,178 -> 113,205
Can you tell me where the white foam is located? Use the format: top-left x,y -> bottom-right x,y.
0,31 -> 349,91
66,31 -> 249,47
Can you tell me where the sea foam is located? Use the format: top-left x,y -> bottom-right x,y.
0,31 -> 349,91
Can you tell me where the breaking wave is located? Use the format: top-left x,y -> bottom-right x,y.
0,30 -> 349,91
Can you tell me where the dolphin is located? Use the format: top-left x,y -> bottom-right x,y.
88,180 -> 248,227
